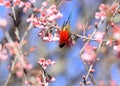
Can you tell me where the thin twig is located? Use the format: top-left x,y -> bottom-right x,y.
42,70 -> 48,86
4,6 -> 33,86
73,33 -> 96,41
81,42 -> 103,86
11,6 -> 20,41
19,22 -> 33,47
106,1 -> 120,31
4,32 -> 20,86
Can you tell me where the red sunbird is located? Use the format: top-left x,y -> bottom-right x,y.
59,6 -> 76,48
59,21 -> 71,48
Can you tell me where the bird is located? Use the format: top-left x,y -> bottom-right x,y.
59,21 -> 71,48
59,6 -> 76,48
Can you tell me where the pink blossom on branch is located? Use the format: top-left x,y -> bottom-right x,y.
38,58 -> 56,69
13,0 -> 21,6
81,44 -> 97,63
95,3 -> 119,20
106,39 -> 113,46
4,1 -> 11,8
95,11 -> 106,20
94,31 -> 105,42
0,18 -> 7,28
27,2 -> 63,42
13,0 -> 24,7
42,1 -> 48,7
111,23 -> 120,40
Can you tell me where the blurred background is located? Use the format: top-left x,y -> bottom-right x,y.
0,0 -> 120,86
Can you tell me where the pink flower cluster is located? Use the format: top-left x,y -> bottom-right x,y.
111,23 -> 120,40
14,61 -> 33,78
27,2 -> 63,26
0,0 -> 11,8
25,70 -> 55,86
95,3 -> 119,20
109,23 -> 120,58
38,58 -> 56,69
25,58 -> 56,85
0,42 -> 19,61
0,41 -> 33,78
99,80 -> 116,86
27,2 -> 63,42
0,0 -> 36,12
14,0 -> 36,12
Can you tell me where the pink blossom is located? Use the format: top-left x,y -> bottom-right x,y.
42,34 -> 53,42
48,16 -> 55,22
100,11 -> 106,20
84,44 -> 94,53
38,58 -> 46,65
16,70 -> 23,78
26,15 -> 34,22
43,36 -> 50,42
113,45 -> 120,51
4,1 -> 11,8
46,59 -> 51,65
0,18 -> 7,28
38,58 -> 56,69
42,2 -> 48,7
99,80 -> 105,86
13,0 -> 20,6
95,3 -> 118,20
25,63 -> 33,70
51,77 -> 56,82
23,2 -> 31,12
19,1 -> 24,8
94,31 -> 105,42
90,69 -> 95,73
110,80 -> 116,86
51,61 -> 56,66
0,0 -> 4,5
81,44 -> 96,63
24,2 -> 31,8
81,52 -> 96,63
23,7 -> 28,13
50,4 -> 57,11
106,39 -> 113,46
95,11 -> 106,20
25,80 -> 30,85
47,9 -> 54,15
15,62 -> 22,69
52,36 -> 60,41
111,23 -> 120,39
56,11 -> 63,18
99,3 -> 109,11
5,41 -> 19,48
42,64 -> 47,69
38,29 -> 45,37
